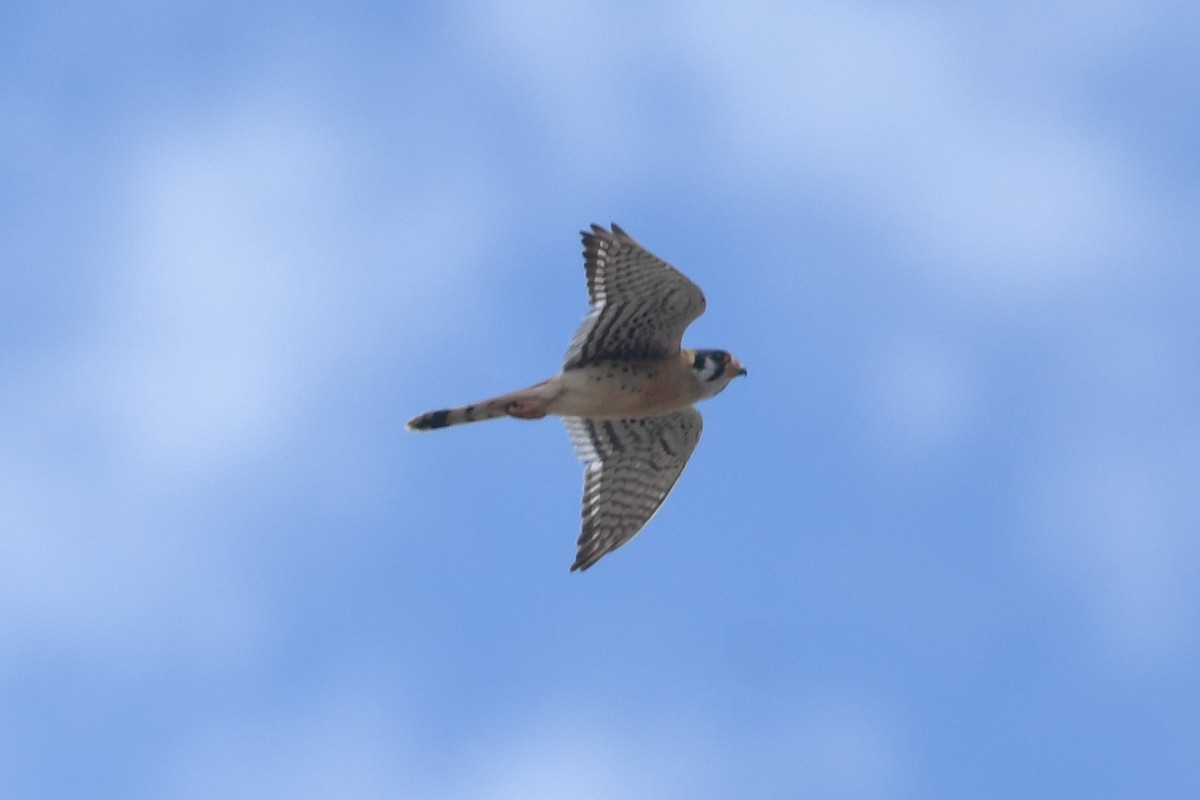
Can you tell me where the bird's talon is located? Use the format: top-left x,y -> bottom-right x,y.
507,399 -> 547,419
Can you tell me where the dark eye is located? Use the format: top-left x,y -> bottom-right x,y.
722,352 -> 731,364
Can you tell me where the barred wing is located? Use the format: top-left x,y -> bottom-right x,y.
563,224 -> 706,369
563,409 -> 703,571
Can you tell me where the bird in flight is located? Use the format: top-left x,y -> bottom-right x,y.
408,224 -> 746,571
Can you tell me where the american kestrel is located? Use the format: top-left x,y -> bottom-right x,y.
408,224 -> 746,571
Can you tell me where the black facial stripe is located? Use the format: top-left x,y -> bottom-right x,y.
428,409 -> 450,428
704,352 -> 727,381
693,351 -> 704,370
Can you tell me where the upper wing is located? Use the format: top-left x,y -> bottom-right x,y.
563,224 -> 707,370
563,408 -> 703,571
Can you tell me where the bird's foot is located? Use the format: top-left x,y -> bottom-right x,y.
507,398 -> 548,419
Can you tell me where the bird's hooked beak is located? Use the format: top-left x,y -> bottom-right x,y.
731,356 -> 747,377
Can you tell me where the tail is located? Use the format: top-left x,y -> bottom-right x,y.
407,383 -> 552,431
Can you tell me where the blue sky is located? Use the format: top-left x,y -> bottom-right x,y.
3,1 -> 1199,797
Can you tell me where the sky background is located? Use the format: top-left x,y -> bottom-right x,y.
3,1 -> 1199,797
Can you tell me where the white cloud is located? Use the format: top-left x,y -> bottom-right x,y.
465,0 -> 706,182
678,0 -> 1153,299
157,688 -> 708,800
108,107 -> 337,470
469,0 -> 1159,301
104,97 -> 499,473
156,685 -> 909,800
451,711 -> 707,800
0,84 -> 503,669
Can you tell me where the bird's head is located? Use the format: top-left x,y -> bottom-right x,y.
687,349 -> 747,400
